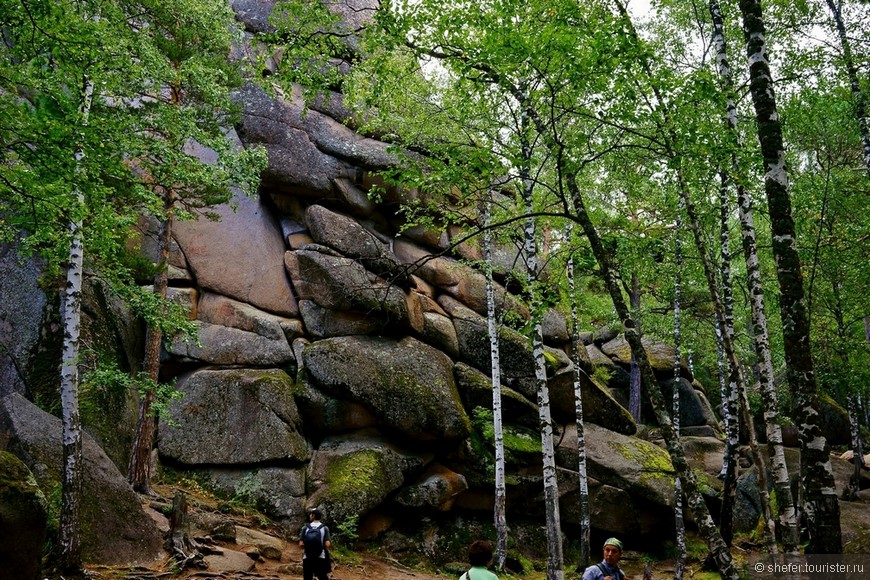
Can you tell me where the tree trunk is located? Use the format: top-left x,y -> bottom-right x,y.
629,274 -> 642,423
738,0 -> 842,554
715,316 -> 739,547
567,240 -> 591,571
566,172 -> 738,580
719,173 -> 777,551
824,0 -> 870,177
520,105 -> 563,580
708,0 -> 799,553
484,194 -> 508,570
673,199 -> 686,580
128,197 -> 174,495
58,72 -> 94,574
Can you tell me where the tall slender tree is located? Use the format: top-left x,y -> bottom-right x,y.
737,0 -> 842,553
707,0 -> 799,552
483,192 -> 509,570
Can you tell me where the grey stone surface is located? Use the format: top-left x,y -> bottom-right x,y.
158,368 -> 309,465
0,394 -> 163,566
303,336 -> 470,442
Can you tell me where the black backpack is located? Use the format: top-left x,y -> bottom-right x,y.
302,523 -> 325,558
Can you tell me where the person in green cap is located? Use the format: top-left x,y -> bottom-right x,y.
459,540 -> 499,580
581,537 -> 624,580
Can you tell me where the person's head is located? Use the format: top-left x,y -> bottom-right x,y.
308,508 -> 323,522
602,537 -> 623,567
468,540 -> 494,567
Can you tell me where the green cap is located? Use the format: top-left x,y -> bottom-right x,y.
604,537 -> 623,552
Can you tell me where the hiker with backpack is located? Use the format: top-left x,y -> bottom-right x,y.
581,538 -> 625,580
459,540 -> 498,580
299,508 -> 332,580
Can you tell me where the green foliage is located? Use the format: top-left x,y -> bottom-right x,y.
81,361 -> 182,423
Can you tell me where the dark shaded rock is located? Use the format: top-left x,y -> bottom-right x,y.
642,378 -> 715,429
299,299 -> 383,338
302,336 -> 470,442
295,382 -> 379,441
453,362 -> 539,430
733,468 -> 762,533
0,450 -> 47,580
305,205 -> 410,286
0,394 -> 163,566
167,321 -> 294,366
439,296 -> 538,400
547,368 -> 637,435
232,0 -> 277,33
285,249 -> 408,326
816,394 -> 852,447
0,244 -> 50,399
157,368 -> 309,465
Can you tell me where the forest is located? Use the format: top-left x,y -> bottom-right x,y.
1,0 -> 869,578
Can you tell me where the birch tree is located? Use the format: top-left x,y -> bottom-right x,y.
707,0 -> 799,552
483,193 -> 509,570
737,0 -> 843,553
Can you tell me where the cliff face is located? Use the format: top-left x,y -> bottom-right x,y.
140,0 -> 723,549
0,0 -> 728,564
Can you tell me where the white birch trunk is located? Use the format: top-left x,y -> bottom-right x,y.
738,0 -> 842,553
673,200 -> 686,580
567,232 -> 590,571
708,0 -> 798,553
719,176 -> 777,551
59,72 -> 94,573
520,105 -> 563,579
484,194 -> 508,570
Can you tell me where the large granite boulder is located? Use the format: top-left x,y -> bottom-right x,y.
439,296 -> 538,400
306,433 -> 427,526
172,189 -> 298,317
557,422 -> 675,509
305,205 -> 410,286
285,248 -> 408,326
0,450 -> 47,580
453,362 -> 540,430
302,336 -> 471,441
158,368 -> 309,465
601,335 -> 693,382
167,321 -> 294,366
0,394 -> 163,566
0,245 -> 48,399
547,368 -> 637,435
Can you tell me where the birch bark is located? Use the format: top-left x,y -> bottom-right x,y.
708,0 -> 799,553
483,193 -> 508,570
737,0 -> 842,554
59,72 -> 94,573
